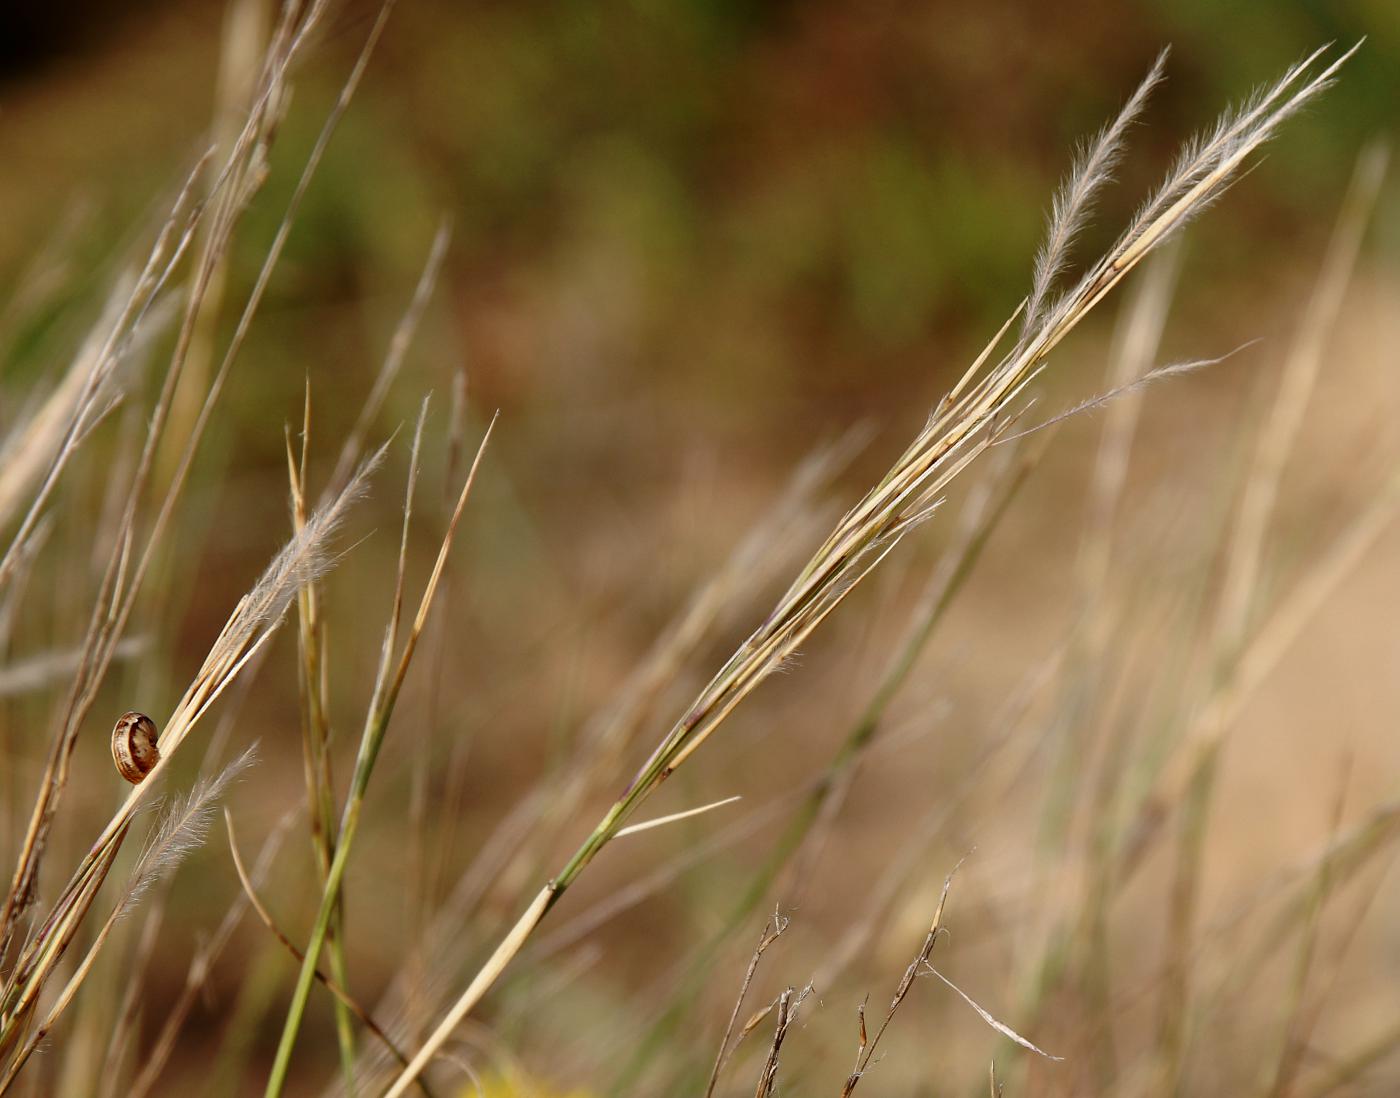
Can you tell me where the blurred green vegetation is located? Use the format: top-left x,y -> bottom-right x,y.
5,1 -> 1398,436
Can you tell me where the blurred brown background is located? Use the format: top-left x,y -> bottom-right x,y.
2,1 -> 1400,1095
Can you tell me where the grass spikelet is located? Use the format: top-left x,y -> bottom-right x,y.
1024,48 -> 1168,334
116,747 -> 258,921
0,749 -> 255,1090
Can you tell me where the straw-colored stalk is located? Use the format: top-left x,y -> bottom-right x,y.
0,456 -> 379,1079
381,44 -> 1360,1098
262,415 -> 497,1097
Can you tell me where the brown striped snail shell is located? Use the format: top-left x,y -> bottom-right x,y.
111,711 -> 160,784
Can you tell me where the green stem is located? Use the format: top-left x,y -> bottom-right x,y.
263,796 -> 365,1097
326,912 -> 358,1094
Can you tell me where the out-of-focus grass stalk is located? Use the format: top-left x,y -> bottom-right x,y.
347,436 -> 849,1082
0,752 -> 254,1090
284,212 -> 451,1088
997,241 -> 1182,1089
287,398 -> 359,1091
1298,1016 -> 1400,1097
612,446 -> 1036,1091
0,0 -> 336,970
1117,452 -> 1400,888
1227,794 -> 1400,1002
383,45 -> 1360,1097
1258,766 -> 1351,1098
262,415 -> 496,1097
1154,140 -> 1387,1093
0,454 -> 378,1081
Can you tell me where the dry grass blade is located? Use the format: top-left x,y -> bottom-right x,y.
529,795 -> 800,966
705,911 -> 790,1098
613,796 -> 742,839
926,968 -> 1062,1062
840,859 -> 963,1096
753,983 -> 813,1098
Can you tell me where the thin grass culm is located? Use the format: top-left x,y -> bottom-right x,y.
379,43 -> 1361,1096
261,410 -> 497,1097
0,453 -> 380,1083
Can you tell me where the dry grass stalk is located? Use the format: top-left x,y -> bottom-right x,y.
262,412 -> 497,1096
752,982 -> 812,1098
0,749 -> 255,1090
705,911 -> 790,1098
1128,142 -> 1388,1089
0,456 -> 378,1083
0,0 -> 344,966
223,812 -> 435,1098
840,862 -> 960,1095
382,44 -> 1358,1097
122,809 -> 298,1098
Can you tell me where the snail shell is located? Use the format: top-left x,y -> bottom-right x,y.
111,711 -> 160,784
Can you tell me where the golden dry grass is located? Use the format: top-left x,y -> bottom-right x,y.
1,4 -> 1399,1096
